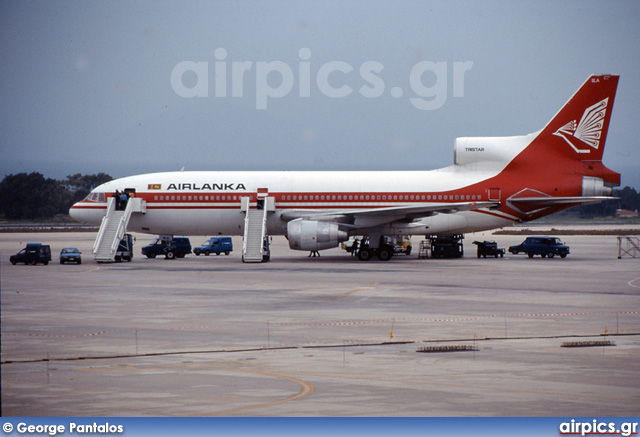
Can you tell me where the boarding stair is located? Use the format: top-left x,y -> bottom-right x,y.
93,197 -> 145,262
242,191 -> 271,262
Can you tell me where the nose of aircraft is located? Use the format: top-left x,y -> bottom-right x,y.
68,202 -> 84,222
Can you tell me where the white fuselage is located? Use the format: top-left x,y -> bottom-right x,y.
70,167 -> 516,238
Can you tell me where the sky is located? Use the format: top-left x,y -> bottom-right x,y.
1,0 -> 639,188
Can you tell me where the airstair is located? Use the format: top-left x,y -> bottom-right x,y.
93,196 -> 145,262
241,190 -> 272,263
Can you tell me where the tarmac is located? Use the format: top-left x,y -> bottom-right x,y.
1,227 -> 639,416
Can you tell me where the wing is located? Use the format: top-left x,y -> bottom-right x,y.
280,201 -> 499,229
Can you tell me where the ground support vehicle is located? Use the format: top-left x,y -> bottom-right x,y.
10,243 -> 52,265
115,234 -> 134,262
142,237 -> 192,259
430,235 -> 464,258
194,237 -> 233,256
473,240 -> 505,258
508,237 -> 570,258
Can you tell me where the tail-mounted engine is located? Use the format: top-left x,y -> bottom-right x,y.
582,176 -> 613,197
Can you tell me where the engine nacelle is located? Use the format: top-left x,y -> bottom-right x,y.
582,176 -> 612,197
287,220 -> 348,251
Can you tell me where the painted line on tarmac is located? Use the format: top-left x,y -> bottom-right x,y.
274,311 -> 640,327
628,278 -> 640,289
331,282 -> 379,300
1,331 -> 106,338
200,369 -> 315,416
5,312 -> 636,341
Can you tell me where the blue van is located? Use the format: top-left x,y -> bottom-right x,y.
508,237 -> 570,258
142,237 -> 192,259
193,237 -> 233,256
10,243 -> 52,265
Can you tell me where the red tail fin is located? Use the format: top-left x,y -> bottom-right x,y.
538,74 -> 619,163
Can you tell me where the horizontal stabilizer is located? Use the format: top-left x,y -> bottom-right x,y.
509,196 -> 618,206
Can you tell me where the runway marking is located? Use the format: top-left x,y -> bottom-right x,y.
629,278 -> 640,289
273,311 -> 639,328
74,360 -> 314,415
193,368 -> 315,416
4,312 -> 636,344
332,282 -> 379,300
291,370 -> 638,404
0,331 -> 106,338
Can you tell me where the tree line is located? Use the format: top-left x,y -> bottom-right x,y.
0,172 -> 112,219
0,172 -> 638,220
574,185 -> 640,218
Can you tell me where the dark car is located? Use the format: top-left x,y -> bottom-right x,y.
142,237 -> 191,259
10,243 -> 52,265
473,240 -> 505,258
194,237 -> 233,256
59,247 -> 82,264
508,237 -> 570,258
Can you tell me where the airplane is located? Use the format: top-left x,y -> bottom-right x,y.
70,74 -> 620,262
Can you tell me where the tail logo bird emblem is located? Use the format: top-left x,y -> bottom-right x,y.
553,97 -> 608,154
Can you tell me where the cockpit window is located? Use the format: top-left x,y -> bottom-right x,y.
83,192 -> 106,202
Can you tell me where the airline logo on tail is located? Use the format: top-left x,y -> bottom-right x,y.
553,97 -> 608,154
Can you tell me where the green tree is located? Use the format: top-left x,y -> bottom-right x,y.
62,173 -> 113,204
0,172 -> 113,220
617,186 -> 639,212
0,172 -> 63,219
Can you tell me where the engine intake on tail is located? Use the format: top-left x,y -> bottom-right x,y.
287,220 -> 348,251
582,176 -> 612,197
